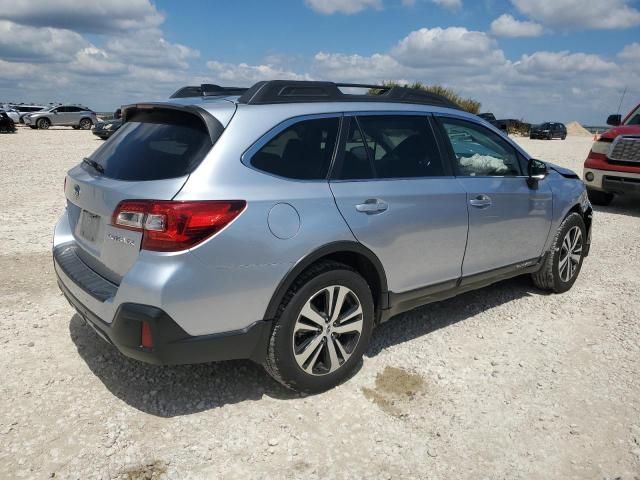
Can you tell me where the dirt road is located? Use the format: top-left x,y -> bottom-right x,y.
1,129 -> 638,479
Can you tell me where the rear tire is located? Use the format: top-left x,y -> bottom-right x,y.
264,261 -> 374,393
79,118 -> 92,130
532,212 -> 586,293
587,188 -> 613,206
37,118 -> 50,129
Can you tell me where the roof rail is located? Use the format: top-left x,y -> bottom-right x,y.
237,80 -> 461,109
169,84 -> 249,99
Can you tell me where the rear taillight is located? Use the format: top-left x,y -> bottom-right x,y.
112,200 -> 246,252
141,321 -> 153,349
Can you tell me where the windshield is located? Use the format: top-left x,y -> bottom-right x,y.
624,105 -> 640,126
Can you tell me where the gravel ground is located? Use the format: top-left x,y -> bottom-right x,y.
1,128 -> 639,479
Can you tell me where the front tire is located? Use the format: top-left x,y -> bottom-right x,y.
264,261 -> 374,393
532,212 -> 586,293
587,188 -> 613,206
37,118 -> 50,129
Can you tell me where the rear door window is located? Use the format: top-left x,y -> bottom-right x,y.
250,117 -> 339,180
87,109 -> 215,181
336,115 -> 445,180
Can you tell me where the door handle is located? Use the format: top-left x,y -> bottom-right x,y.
355,199 -> 388,214
469,195 -> 492,208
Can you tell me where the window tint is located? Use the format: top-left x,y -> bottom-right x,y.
88,110 -> 214,181
354,115 -> 445,179
251,117 -> 339,180
440,117 -> 521,177
67,106 -> 82,113
339,118 -> 375,180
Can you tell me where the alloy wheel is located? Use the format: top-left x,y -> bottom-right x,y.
292,285 -> 364,376
558,226 -> 583,282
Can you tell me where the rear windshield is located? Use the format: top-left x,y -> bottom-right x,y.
87,109 -> 215,181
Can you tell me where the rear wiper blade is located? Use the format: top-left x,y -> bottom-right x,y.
82,157 -> 104,174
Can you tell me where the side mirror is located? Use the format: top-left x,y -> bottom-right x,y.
527,158 -> 548,188
606,114 -> 622,126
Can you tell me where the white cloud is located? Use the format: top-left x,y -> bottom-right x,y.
0,58 -> 38,79
0,0 -> 164,33
515,51 -> 618,77
432,0 -> 462,11
391,27 -> 505,68
105,30 -> 199,70
312,52 -> 401,83
511,0 -> 640,29
305,0 -> 382,14
618,42 -> 640,62
490,14 -> 543,37
0,20 -> 87,62
206,61 -> 312,84
68,47 -> 127,76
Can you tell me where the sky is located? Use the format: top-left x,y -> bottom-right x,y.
0,0 -> 638,124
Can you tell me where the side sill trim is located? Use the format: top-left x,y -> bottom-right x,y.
382,257 -> 543,322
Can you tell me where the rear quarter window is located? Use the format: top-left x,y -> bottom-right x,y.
87,109 -> 215,181
249,117 -> 340,180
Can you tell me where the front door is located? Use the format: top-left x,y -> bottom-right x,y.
329,114 -> 469,294
435,116 -> 553,278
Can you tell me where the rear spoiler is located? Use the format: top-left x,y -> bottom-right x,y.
121,102 -> 224,143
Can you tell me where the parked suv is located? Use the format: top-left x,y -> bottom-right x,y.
24,104 -> 97,130
530,122 -> 567,140
10,104 -> 47,123
583,103 -> 640,205
53,81 -> 593,392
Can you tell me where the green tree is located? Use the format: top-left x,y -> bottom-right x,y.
369,81 -> 481,114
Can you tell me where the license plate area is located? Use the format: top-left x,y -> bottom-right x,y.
79,210 -> 101,243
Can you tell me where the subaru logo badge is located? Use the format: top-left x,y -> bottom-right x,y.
73,184 -> 80,199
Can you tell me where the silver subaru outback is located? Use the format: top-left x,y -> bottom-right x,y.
54,81 -> 592,393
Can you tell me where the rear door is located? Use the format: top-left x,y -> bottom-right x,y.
63,104 -> 232,282
330,114 -> 468,294
66,106 -> 82,125
435,115 -> 552,278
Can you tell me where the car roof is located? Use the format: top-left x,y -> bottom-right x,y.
167,80 -> 474,124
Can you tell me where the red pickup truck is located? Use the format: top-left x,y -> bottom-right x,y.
583,103 -> 640,205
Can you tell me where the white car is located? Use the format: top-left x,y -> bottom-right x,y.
1,107 -> 20,123
11,105 -> 47,123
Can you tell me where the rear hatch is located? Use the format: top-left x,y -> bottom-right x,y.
63,102 -> 235,283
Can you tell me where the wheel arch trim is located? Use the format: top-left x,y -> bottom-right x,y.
263,241 -> 388,321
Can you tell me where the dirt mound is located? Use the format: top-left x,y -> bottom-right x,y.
566,121 -> 592,136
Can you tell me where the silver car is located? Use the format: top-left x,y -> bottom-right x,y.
25,104 -> 97,130
53,81 -> 592,392
9,104 -> 47,123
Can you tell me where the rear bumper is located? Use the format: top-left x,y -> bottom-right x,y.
92,129 -> 114,138
57,271 -> 272,365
